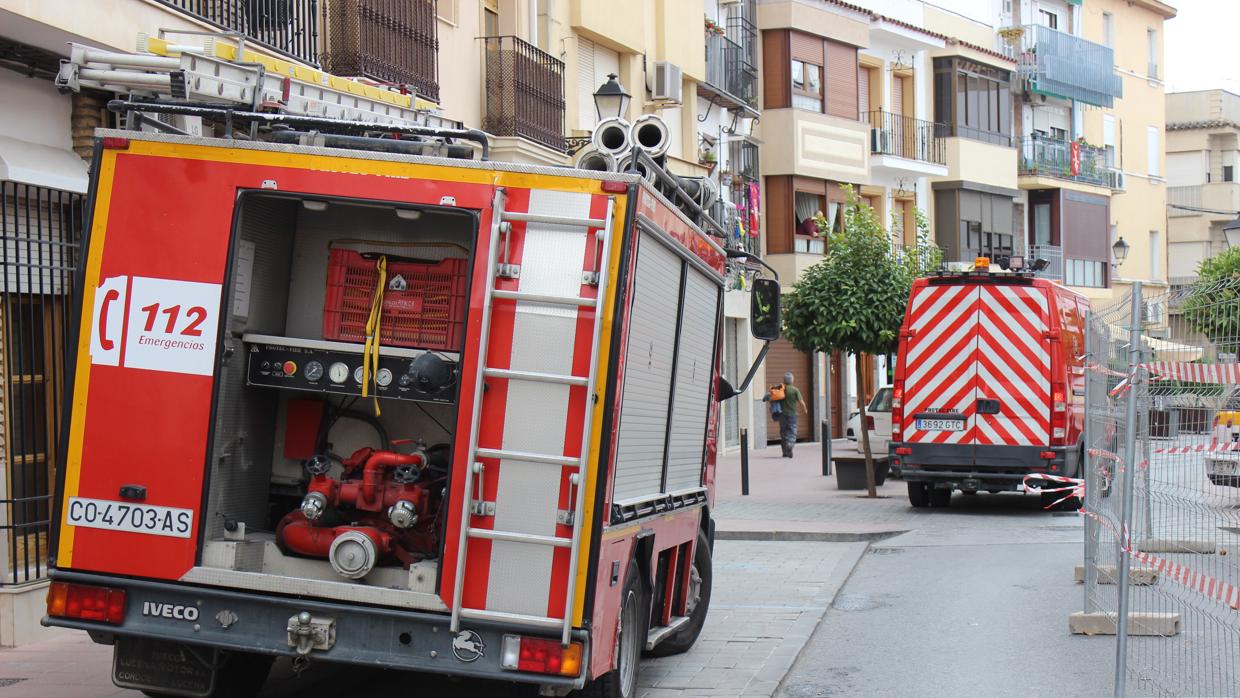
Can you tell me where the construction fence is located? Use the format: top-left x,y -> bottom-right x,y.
1081,278 -> 1240,697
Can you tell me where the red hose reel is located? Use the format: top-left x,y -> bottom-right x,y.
276,446 -> 439,579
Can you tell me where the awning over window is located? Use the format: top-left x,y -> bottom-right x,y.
0,135 -> 87,194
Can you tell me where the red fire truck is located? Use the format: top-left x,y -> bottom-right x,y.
888,257 -> 1087,508
44,94 -> 779,695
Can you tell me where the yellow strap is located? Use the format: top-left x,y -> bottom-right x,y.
362,255 -> 387,416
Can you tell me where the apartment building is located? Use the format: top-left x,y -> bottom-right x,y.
1166,89 -> 1240,282
0,0 -> 762,645
752,0 -> 1174,439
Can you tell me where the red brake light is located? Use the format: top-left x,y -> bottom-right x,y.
892,387 -> 903,409
47,581 -> 126,624
896,447 -> 912,456
1039,451 -> 1056,460
500,635 -> 583,677
101,137 -> 130,150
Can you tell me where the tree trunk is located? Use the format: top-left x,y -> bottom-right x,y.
857,353 -> 877,498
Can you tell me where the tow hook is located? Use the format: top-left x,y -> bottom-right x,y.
287,611 -> 336,656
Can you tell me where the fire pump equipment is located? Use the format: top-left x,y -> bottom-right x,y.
277,445 -> 443,579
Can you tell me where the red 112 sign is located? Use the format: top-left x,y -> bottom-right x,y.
89,276 -> 222,376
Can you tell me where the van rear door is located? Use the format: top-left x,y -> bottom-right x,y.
974,284 -> 1052,447
901,282 -> 982,448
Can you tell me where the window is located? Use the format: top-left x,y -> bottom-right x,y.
1033,203 -> 1052,246
1102,115 -> 1117,168
792,60 -> 822,112
1147,29 -> 1158,78
1038,9 -> 1058,30
1065,259 -> 1106,288
436,0 -> 458,24
483,0 -> 500,37
933,57 -> 1012,146
794,191 -> 827,253
1225,165 -> 1235,183
1150,230 -> 1161,279
1147,125 -> 1161,177
576,37 -> 620,130
1103,12 -> 1115,48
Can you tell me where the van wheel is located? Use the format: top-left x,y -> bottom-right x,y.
646,530 -> 712,657
907,482 -> 930,508
141,650 -> 273,698
929,488 -> 951,507
579,562 -> 648,698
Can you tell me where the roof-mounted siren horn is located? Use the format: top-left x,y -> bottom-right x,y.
630,114 -> 670,158
575,145 -> 618,172
592,117 -> 632,156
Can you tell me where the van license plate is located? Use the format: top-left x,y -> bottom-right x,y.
916,418 -> 964,432
66,497 -> 194,538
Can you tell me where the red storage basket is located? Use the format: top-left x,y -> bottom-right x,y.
322,249 -> 468,351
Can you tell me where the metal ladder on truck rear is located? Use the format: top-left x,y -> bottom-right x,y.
450,188 -> 617,645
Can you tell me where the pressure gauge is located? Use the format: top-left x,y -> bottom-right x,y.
354,366 -> 366,384
328,362 -> 349,384
304,361 -> 324,382
375,368 -> 393,387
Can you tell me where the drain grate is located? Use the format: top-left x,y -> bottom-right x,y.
867,547 -> 904,555
0,679 -> 28,688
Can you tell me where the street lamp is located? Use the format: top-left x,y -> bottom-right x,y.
594,73 -> 631,121
1111,235 -> 1130,268
1223,215 -> 1240,248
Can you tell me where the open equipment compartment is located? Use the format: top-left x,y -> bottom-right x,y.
192,191 -> 477,608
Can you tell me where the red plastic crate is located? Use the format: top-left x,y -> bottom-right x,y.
322,249 -> 468,351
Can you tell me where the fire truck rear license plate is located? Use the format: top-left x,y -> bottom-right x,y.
66,497 -> 193,538
916,418 -> 964,432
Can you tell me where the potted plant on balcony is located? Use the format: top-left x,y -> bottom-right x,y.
699,149 -> 717,174
704,16 -> 725,36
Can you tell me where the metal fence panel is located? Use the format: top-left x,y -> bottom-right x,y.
1084,278 -> 1240,696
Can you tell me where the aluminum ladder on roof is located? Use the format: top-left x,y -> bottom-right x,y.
449,188 -> 617,645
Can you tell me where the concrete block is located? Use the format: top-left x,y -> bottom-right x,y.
1138,538 -> 1216,554
1068,611 -> 1180,636
0,581 -> 70,647
1074,564 -> 1159,585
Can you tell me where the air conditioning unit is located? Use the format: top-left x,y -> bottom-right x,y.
1107,169 -> 1126,190
870,128 -> 893,154
650,62 -> 683,103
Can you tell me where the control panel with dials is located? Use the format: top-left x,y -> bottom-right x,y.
242,334 -> 458,404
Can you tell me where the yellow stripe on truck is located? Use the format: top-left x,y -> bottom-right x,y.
56,150 -> 120,567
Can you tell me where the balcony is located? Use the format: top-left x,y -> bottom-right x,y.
154,0 -> 319,64
699,8 -> 753,115
481,36 -> 566,154
1028,243 -> 1063,282
1168,183 -> 1240,220
1001,24 -> 1122,108
863,111 -> 948,177
321,0 -> 439,102
1018,134 -> 1110,189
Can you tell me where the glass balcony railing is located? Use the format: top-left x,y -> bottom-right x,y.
1001,24 -> 1122,108
1018,134 -> 1110,187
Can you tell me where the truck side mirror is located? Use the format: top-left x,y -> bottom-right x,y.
750,278 -> 781,341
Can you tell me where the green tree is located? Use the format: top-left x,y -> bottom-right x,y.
781,187 -> 938,496
1182,246 -> 1240,354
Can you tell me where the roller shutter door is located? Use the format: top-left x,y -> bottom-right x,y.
764,337 -> 814,441
665,267 -> 720,493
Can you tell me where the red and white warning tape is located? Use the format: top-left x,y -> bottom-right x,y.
1152,441 -> 1240,455
1022,473 -> 1085,509
1140,361 -> 1240,385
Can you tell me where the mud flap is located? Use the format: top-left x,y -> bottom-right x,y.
113,636 -> 219,697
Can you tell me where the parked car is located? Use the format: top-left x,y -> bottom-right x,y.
846,386 -> 893,443
1206,409 -> 1240,487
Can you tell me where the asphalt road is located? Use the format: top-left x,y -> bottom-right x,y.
775,489 -> 1116,698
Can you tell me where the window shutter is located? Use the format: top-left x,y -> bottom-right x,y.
826,41 -> 858,120
577,37 -> 596,130
891,75 -> 905,116
858,66 -> 871,116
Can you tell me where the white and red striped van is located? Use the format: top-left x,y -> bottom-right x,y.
889,261 -> 1088,507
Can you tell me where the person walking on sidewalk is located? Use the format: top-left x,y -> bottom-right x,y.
769,371 -> 807,458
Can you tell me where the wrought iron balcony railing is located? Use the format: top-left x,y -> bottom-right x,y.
154,0 -> 319,64
481,36 -> 566,153
1000,24 -> 1122,108
703,30 -> 757,111
1018,134 -> 1110,187
322,0 -> 438,102
863,111 -> 946,165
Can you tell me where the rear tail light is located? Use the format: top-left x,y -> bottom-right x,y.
891,385 -> 903,440
1050,385 -> 1067,444
896,447 -> 911,456
891,387 -> 902,410
1039,451 -> 1056,460
1052,427 -> 1066,439
46,581 -> 126,625
500,635 -> 583,677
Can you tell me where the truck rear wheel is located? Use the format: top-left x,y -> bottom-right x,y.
580,562 -> 648,698
907,482 -> 930,507
929,487 -> 951,507
646,530 -> 712,657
